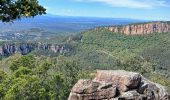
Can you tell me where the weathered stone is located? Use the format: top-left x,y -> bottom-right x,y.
69,80 -> 117,100
108,22 -> 170,35
68,70 -> 170,100
138,78 -> 170,100
94,70 -> 141,92
71,79 -> 100,94
97,85 -> 117,99
0,43 -> 72,56
118,90 -> 145,100
68,93 -> 82,100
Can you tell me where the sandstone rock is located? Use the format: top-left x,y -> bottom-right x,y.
108,22 -> 170,35
118,90 -> 144,100
94,70 -> 141,92
68,79 -> 117,100
138,78 -> 170,100
97,83 -> 117,99
71,79 -> 100,94
69,70 -> 170,100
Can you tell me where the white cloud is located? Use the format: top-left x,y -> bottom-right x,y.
74,0 -> 169,9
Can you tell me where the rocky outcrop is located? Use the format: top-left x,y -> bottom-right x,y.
108,22 -> 170,35
68,70 -> 170,100
0,43 -> 72,56
69,80 -> 117,100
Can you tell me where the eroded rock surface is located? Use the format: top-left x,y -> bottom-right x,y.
108,22 -> 170,35
94,70 -> 141,92
0,43 -> 72,56
69,70 -> 170,100
68,79 -> 117,100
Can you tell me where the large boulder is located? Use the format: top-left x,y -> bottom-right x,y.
68,80 -> 117,100
68,70 -> 170,100
71,79 -> 100,94
137,78 -> 170,100
94,70 -> 141,92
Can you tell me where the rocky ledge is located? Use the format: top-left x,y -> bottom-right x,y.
108,22 -> 170,35
68,70 -> 170,100
0,43 -> 72,56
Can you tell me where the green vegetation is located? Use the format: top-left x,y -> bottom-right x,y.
0,54 -> 93,100
0,27 -> 170,99
0,0 -> 46,22
68,28 -> 170,91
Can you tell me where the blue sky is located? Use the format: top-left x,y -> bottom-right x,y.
39,0 -> 170,20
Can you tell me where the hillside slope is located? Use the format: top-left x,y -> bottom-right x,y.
72,28 -> 170,71
0,22 -> 170,99
67,23 -> 170,91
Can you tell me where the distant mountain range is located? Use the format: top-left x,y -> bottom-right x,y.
0,14 -> 147,34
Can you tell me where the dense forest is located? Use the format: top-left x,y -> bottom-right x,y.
0,0 -> 169,99
0,26 -> 170,99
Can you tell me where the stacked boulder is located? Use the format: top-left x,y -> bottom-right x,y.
68,70 -> 170,100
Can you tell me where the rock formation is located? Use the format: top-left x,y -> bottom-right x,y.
68,70 -> 170,100
0,43 -> 72,56
108,22 -> 170,35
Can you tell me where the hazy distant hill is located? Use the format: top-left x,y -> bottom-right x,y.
0,15 -> 146,33
0,15 -> 147,41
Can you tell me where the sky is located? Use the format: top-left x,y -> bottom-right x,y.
39,0 -> 170,21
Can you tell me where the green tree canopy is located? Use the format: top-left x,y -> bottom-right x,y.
0,0 -> 46,22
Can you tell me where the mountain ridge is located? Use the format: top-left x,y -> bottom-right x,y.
0,15 -> 146,34
107,21 -> 170,35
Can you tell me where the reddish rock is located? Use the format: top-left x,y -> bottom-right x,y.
108,22 -> 170,35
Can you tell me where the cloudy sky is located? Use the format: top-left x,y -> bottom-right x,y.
39,0 -> 170,20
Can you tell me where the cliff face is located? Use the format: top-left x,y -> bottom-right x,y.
69,70 -> 170,100
0,43 -> 72,56
108,22 -> 170,35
